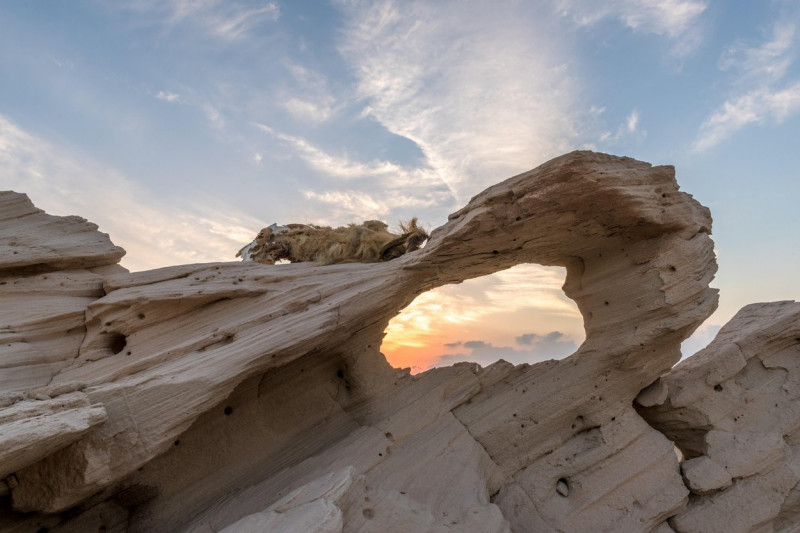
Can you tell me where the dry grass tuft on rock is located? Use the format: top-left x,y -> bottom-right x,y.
236,219 -> 429,265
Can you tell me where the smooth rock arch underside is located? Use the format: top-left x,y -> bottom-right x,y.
0,151 -> 798,532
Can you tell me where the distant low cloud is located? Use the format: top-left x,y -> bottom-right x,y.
436,331 -> 578,368
516,331 -> 566,346
694,20 -> 800,150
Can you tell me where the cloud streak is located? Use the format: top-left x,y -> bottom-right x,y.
694,21 -> 800,150
254,122 -> 453,225
126,0 -> 280,41
559,0 -> 708,56
336,0 -> 580,205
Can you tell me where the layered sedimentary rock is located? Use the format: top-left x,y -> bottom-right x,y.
0,151 -> 796,532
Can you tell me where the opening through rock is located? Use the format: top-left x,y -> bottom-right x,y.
382,264 -> 585,373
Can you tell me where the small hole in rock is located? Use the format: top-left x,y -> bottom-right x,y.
363,508 -> 374,519
714,384 -> 723,392
174,440 -> 180,446
492,250 -> 499,254
224,406 -> 233,416
137,313 -> 146,320
109,334 -> 127,355
556,478 -> 569,497
336,369 -> 344,379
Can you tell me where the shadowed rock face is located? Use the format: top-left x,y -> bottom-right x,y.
0,151 -> 794,532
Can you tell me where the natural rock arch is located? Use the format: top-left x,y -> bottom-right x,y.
1,151 -> 747,532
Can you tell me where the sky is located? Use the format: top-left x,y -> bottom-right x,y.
2,0 -> 799,372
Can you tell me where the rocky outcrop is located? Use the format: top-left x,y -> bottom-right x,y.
0,151 -> 795,532
638,301 -> 800,532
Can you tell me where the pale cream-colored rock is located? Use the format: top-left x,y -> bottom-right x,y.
219,468 -> 354,533
680,456 -> 733,495
0,192 -> 127,393
640,301 -> 800,532
0,392 -> 107,479
4,151 -> 794,532
0,191 -> 125,273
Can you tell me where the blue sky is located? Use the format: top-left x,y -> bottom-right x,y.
2,0 -> 799,369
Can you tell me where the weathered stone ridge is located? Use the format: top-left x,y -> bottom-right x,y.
0,152 -> 796,532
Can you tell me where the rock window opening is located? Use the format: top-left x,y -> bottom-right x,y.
381,264 -> 585,374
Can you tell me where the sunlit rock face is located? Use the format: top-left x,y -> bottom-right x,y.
0,151 -> 795,532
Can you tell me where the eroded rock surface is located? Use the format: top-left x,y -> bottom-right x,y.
638,301 -> 800,532
0,152 -> 795,532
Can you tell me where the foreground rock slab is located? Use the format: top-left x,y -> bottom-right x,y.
0,152 -> 796,532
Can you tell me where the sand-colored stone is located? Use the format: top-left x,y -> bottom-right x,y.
639,301 -> 800,532
0,152 -> 796,532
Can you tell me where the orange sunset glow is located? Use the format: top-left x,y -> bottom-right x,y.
380,264 -> 586,372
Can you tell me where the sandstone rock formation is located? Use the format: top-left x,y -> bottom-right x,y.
0,151 -> 797,532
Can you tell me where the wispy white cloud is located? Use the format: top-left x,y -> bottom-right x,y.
694,21 -> 800,151
0,114 -> 264,271
627,109 -> 639,132
126,0 -> 279,41
336,0 -> 579,205
719,21 -> 796,84
155,90 -> 181,102
152,86 -> 229,132
283,98 -> 335,123
280,63 -> 340,123
596,108 -> 644,145
559,0 -> 708,55
254,122 -> 452,224
254,123 -> 399,179
693,82 -> 800,151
